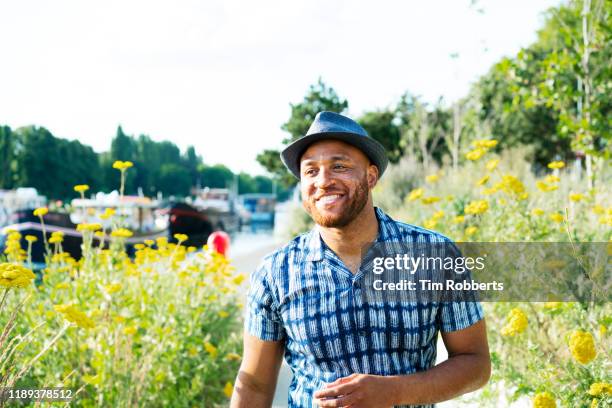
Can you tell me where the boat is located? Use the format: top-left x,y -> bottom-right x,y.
239,193 -> 276,228
0,191 -> 168,265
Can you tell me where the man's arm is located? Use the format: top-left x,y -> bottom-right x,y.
313,319 -> 490,408
230,332 -> 285,408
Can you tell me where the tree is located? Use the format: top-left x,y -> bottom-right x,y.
157,164 -> 191,196
0,126 -> 17,189
256,79 -> 348,186
200,164 -> 234,189
358,110 -> 403,164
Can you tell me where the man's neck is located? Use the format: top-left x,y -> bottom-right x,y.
318,205 -> 379,272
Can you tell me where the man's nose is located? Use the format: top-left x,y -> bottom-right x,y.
313,167 -> 335,189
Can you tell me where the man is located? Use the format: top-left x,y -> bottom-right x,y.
231,111 -> 490,408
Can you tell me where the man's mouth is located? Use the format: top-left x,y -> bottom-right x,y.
315,193 -> 345,206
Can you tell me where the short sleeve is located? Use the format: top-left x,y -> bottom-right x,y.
245,260 -> 286,341
437,240 -> 484,332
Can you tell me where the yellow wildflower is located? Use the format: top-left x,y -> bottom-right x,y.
225,352 -> 242,361
73,184 -> 89,193
174,233 -> 188,242
218,311 -> 229,318
485,159 -> 499,171
111,228 -> 133,238
0,263 -> 36,288
569,193 -> 585,202
599,324 -> 607,336
432,210 -> 444,219
531,208 -> 545,216
472,139 -> 498,149
54,282 -> 70,290
476,175 -> 490,186
501,308 -> 528,336
465,148 -> 487,161
420,196 -> 441,205
590,399 -> 598,408
588,383 -> 612,397
53,304 -> 95,329
501,175 -> 526,195
103,282 -> 122,294
25,235 -> 38,243
423,219 -> 437,230
549,213 -> 564,223
204,341 -> 218,358
232,274 -> 245,285
33,207 -> 48,217
545,175 -> 560,183
452,215 -> 465,224
123,326 -> 137,335
569,330 -> 596,364
533,392 -> 556,408
406,188 -> 424,202
465,226 -> 478,236
592,205 -> 605,214
425,174 -> 440,183
76,223 -> 102,232
543,302 -> 561,310
223,382 -> 234,398
465,200 -> 489,215
547,161 -> 565,169
144,239 -> 154,246
536,181 -> 558,192
112,160 -> 133,170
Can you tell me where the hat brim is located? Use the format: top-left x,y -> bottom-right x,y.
280,132 -> 388,179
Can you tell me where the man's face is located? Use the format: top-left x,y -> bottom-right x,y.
300,140 -> 378,228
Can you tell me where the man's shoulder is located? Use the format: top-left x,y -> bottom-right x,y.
253,231 -> 312,275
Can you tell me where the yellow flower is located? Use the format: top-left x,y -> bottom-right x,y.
547,161 -> 565,169
112,160 -> 133,170
406,188 -> 424,202
225,352 -> 242,361
49,235 -> 63,244
465,200 -> 489,215
591,398 -> 598,408
223,381 -> 234,398
533,392 -> 556,408
599,324 -> 607,336
174,233 -> 188,242
54,282 -> 70,290
73,184 -> 89,193
501,308 -> 528,336
465,226 -> 478,236
549,213 -> 564,223
423,218 -> 437,230
544,175 -> 560,183
104,282 -> 122,294
536,181 -> 558,192
501,175 -> 526,195
76,223 -> 102,232
25,235 -> 38,243
531,208 -> 545,216
33,207 -> 48,217
569,193 -> 585,202
452,215 -> 465,224
111,228 -> 133,238
0,263 -> 36,288
204,341 -> 218,358
592,205 -> 605,215
425,174 -> 440,184
232,274 -> 245,285
472,139 -> 498,149
432,210 -> 444,220
569,330 -> 596,364
485,159 -> 500,171
588,382 -> 612,397
218,311 -> 229,318
144,239 -> 155,246
53,304 -> 95,329
465,148 -> 487,161
420,196 -> 441,205
123,326 -> 137,335
476,175 -> 490,186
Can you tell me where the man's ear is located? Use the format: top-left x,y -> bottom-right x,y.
367,164 -> 379,189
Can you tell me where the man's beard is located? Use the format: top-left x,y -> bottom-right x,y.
303,176 -> 370,228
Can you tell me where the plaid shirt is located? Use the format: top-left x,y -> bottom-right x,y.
246,208 -> 484,408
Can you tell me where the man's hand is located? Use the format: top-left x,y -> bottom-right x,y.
313,374 -> 395,408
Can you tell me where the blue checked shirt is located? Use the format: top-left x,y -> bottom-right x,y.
246,207 -> 484,408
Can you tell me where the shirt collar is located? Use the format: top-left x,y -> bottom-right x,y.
304,207 -> 393,262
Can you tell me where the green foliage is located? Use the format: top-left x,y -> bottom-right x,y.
256,78 -> 349,186
359,110 -> 403,164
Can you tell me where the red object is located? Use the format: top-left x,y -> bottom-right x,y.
207,231 -> 230,256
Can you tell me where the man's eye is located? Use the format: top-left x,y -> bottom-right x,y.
304,169 -> 317,176
333,164 -> 347,170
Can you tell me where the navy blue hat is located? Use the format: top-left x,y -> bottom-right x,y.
280,111 -> 388,179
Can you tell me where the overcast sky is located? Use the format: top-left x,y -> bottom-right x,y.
0,0 -> 560,174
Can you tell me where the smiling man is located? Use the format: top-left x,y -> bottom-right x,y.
230,111 -> 490,408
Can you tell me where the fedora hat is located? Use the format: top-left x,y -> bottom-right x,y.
280,111 -> 388,179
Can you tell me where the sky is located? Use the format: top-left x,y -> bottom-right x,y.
0,0 -> 561,175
